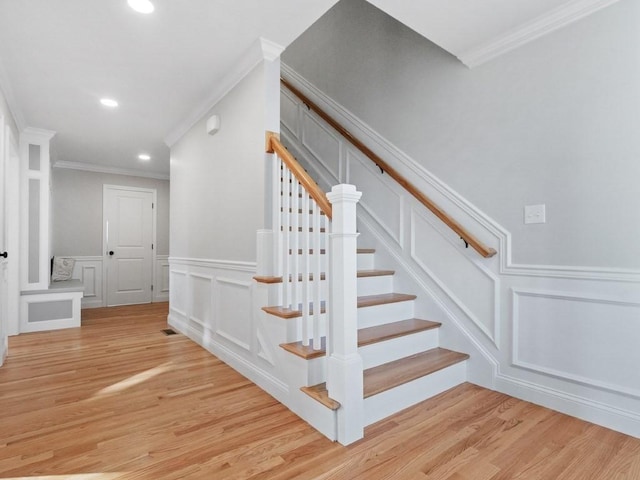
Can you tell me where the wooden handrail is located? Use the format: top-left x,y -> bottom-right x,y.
266,131 -> 333,220
280,78 -> 496,258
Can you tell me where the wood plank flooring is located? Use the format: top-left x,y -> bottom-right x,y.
1,302 -> 638,479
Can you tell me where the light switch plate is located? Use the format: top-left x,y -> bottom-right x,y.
524,204 -> 546,224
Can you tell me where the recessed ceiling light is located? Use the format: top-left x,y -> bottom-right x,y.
138,154 -> 151,161
128,0 -> 154,14
100,98 -> 118,108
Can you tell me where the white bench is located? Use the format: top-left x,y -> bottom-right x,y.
20,280 -> 84,332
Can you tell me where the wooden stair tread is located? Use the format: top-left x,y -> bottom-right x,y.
357,292 -> 416,308
358,318 -> 441,347
281,318 -> 441,359
254,269 -> 394,284
363,348 -> 469,398
281,337 -> 327,359
356,269 -> 394,278
300,383 -> 340,410
264,292 -> 415,319
262,301 -> 326,319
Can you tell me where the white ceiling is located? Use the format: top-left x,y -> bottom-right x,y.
0,0 -> 619,178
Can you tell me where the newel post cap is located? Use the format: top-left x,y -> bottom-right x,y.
326,184 -> 362,204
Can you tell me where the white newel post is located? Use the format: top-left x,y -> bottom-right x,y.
326,184 -> 363,445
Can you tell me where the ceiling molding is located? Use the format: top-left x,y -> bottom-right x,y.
0,56 -> 26,132
22,126 -> 56,141
53,160 -> 169,180
164,37 -> 284,147
458,0 -> 621,68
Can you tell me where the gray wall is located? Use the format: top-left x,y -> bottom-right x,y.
51,168 -> 170,256
170,63 -> 269,262
283,0 -> 640,270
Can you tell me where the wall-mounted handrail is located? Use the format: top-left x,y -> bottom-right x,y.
266,131 -> 333,220
280,78 -> 497,258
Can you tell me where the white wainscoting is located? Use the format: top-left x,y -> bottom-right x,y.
71,256 -> 103,308
280,64 -> 640,438
167,257 -> 290,406
154,255 -> 169,303
70,254 -> 170,308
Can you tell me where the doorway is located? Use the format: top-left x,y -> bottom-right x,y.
103,185 -> 156,307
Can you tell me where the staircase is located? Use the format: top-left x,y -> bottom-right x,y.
257,133 -> 470,444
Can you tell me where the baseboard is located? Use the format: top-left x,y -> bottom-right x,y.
81,298 -> 104,309
168,312 -> 289,406
495,374 -> 640,439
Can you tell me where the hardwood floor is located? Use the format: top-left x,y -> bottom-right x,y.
1,303 -> 638,479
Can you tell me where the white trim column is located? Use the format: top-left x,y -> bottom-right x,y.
326,183 -> 363,445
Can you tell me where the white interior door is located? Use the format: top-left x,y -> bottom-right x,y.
104,186 -> 155,307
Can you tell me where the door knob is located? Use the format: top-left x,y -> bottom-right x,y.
108,251 -> 114,256
0,252 -> 7,258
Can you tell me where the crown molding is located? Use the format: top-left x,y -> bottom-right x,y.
21,126 -> 56,141
164,37 -> 284,147
53,160 -> 169,180
0,56 -> 26,132
458,0 -> 621,68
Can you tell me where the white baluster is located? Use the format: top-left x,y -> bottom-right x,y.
301,190 -> 310,346
282,168 -> 291,309
291,179 -> 300,313
273,157 -> 283,304
312,202 -> 322,350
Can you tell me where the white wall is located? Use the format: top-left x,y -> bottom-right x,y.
51,168 -> 170,256
170,64 -> 266,262
283,0 -> 640,271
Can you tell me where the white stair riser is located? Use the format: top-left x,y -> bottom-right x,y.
363,361 -> 467,426
360,329 -> 440,369
289,388 -> 337,441
356,274 -> 394,296
357,253 -> 375,270
358,301 -> 415,329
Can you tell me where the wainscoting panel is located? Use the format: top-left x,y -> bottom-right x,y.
346,149 -> 403,247
301,111 -> 342,181
513,289 -> 640,399
71,256 -> 103,308
215,277 -> 252,351
281,89 -> 300,137
189,274 -> 213,328
169,269 -> 188,318
411,209 -> 498,345
155,255 -> 170,303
